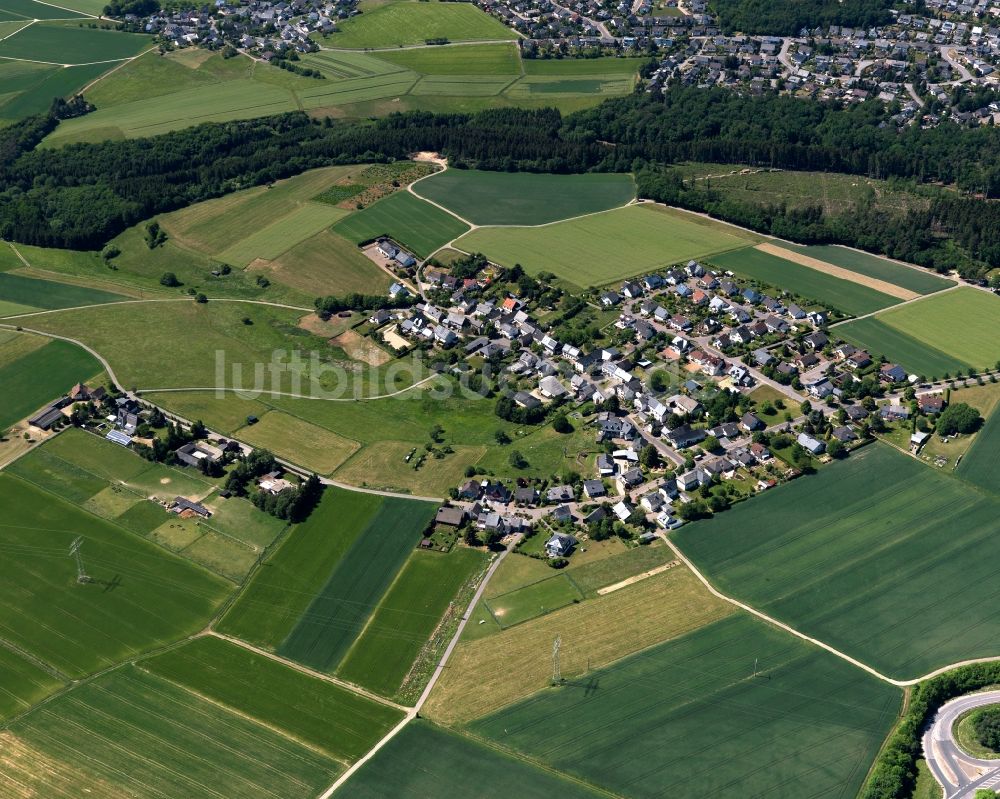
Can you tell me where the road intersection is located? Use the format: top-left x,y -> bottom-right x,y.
924,691 -> 1000,798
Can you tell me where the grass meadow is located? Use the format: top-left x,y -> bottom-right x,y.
340,721 -> 604,798
377,43 -> 520,75
709,245 -> 899,316
455,203 -> 754,288
7,666 -> 342,797
278,495 -> 438,672
471,613 -> 901,799
333,190 -> 471,257
674,443 -> 1000,679
0,473 -> 230,679
412,169 -> 635,225
522,56 -> 649,75
0,272 -> 125,313
838,287 -> 1000,375
484,571 -> 584,628
327,2 -> 516,48
337,547 -> 487,697
0,22 -> 149,64
778,243 -> 953,294
0,646 -> 64,722
0,339 -> 101,429
423,564 -> 733,724
141,636 -> 404,762
263,229 -> 393,297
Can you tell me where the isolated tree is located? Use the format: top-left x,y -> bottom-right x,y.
508,450 -> 527,469
552,415 -> 573,434
159,271 -> 180,287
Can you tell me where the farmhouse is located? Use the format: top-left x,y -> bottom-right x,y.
169,497 -> 211,518
175,441 -> 223,468
434,506 -> 466,527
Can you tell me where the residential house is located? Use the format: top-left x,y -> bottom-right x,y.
797,432 -> 825,454
545,533 -> 577,558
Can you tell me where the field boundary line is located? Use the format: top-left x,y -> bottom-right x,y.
829,283 -> 965,326
131,662 -> 353,767
78,45 -> 157,94
30,0 -> 98,17
0,20 -> 34,42
317,539 -> 515,797
137,374 -> 438,401
753,241 -> 919,301
318,38 -> 521,54
0,54 -> 135,67
205,631 -> 409,712
659,533 -> 906,686
0,636 -> 68,683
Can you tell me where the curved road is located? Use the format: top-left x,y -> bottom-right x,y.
924,691 -> 1000,798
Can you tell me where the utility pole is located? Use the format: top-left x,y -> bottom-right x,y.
552,637 -> 561,684
753,657 -> 758,679
69,537 -> 90,584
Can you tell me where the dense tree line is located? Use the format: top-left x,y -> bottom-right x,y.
9,88 -> 1000,274
713,0 -> 893,35
863,662 -> 1000,799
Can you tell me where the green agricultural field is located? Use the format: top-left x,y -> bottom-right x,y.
778,243 -> 953,294
203,492 -> 289,548
472,613 -> 900,799
0,272 -> 125,313
338,721 -> 605,799
219,488 -> 383,647
455,204 -> 753,288
278,495 -> 438,672
376,42 -> 520,74
0,646 -> 63,722
412,169 -> 635,225
263,229 -> 393,297
0,60 -> 110,122
24,300 -> 379,393
485,572 -> 584,628
709,246 -> 899,316
0,22 -> 149,64
957,404 -> 1000,496
837,316 -> 968,377
328,2 -> 516,48
216,203 -> 349,267
521,56 -> 648,75
0,0 -> 86,21
334,191 -> 471,258
141,636 -> 403,762
337,547 -> 487,697
6,666 -> 342,797
237,410 -> 360,475
838,288 -> 1000,375
0,474 -> 230,679
45,0 -> 106,13
0,338 -> 101,429
674,444 -> 1000,680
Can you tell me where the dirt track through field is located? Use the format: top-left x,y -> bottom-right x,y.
754,242 -> 920,300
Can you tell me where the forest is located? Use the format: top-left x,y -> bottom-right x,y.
712,0 -> 894,35
6,88 -> 1000,276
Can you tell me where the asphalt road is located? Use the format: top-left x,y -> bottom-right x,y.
924,691 -> 1000,798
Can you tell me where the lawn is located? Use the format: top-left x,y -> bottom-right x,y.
673,443 -> 1000,680
337,547 -> 487,697
709,245 -> 899,316
412,169 -> 636,225
203,492 -> 289,548
376,43 -> 521,75
338,721 -> 604,799
471,613 -> 901,799
6,666 -> 342,797
423,564 -> 733,723
778,243 -> 953,295
263,229 -> 393,297
278,495 -> 438,672
454,203 -> 753,288
140,636 -> 404,762
237,410 -> 360,475
0,272 -> 125,311
330,438 -> 487,496
328,2 -> 516,48
838,287 -> 1000,376
0,646 -> 64,723
485,572 -> 584,628
0,473 -> 230,679
0,22 -> 149,64
0,338 -> 101,430
333,190 -> 471,258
